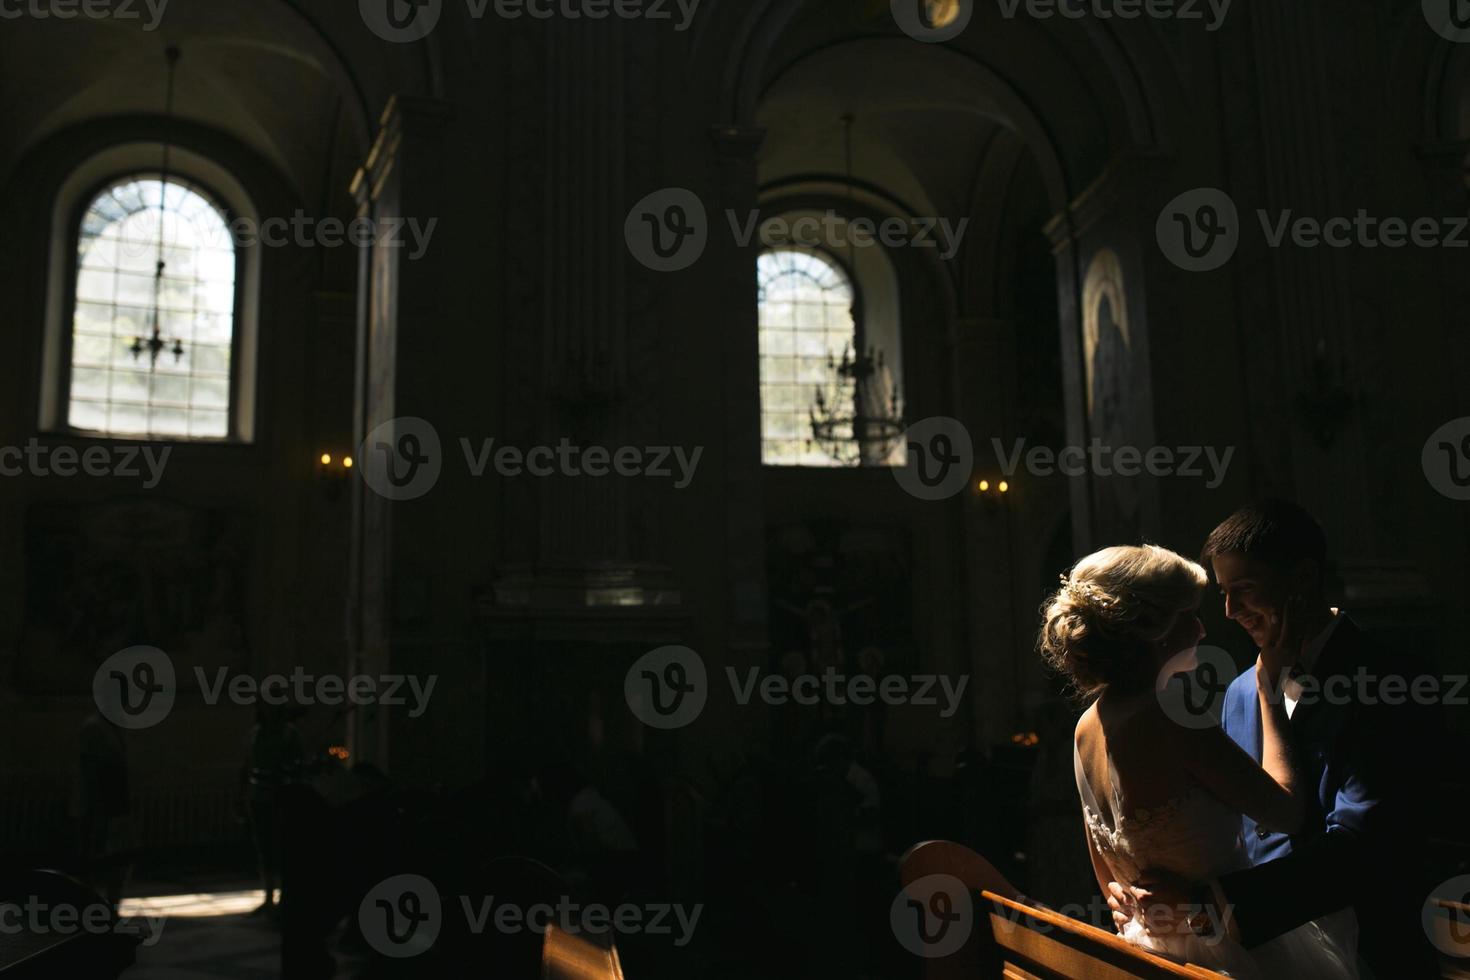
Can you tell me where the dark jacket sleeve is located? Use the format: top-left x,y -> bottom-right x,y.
1216,828 -> 1360,946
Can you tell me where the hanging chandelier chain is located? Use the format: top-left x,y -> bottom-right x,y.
806,112 -> 905,466
133,46 -> 187,374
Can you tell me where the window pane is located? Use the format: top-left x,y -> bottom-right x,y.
109,369 -> 152,404
76,268 -> 115,303
67,175 -> 238,440
148,407 -> 190,437
70,367 -> 109,401
69,400 -> 108,432
192,345 -> 231,376
189,410 -> 229,439
192,377 -> 230,409
71,334 -> 116,367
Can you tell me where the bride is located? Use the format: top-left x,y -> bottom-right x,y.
1038,544 -> 1356,978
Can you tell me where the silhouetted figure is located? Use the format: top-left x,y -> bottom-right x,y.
75,711 -> 132,912
243,703 -> 303,917
541,762 -> 638,907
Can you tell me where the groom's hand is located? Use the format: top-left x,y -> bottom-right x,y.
1257,593 -> 1304,684
1106,872 -> 1202,937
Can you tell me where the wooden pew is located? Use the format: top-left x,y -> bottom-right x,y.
542,924 -> 625,980
1429,896 -> 1470,980
899,841 -> 1229,980
0,870 -> 138,979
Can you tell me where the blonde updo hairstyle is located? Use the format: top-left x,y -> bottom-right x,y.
1039,544 -> 1207,700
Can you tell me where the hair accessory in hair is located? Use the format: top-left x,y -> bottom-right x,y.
1058,575 -> 1127,613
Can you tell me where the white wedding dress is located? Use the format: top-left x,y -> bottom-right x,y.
1074,747 -> 1359,978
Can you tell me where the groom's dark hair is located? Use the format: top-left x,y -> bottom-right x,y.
1201,498 -> 1327,582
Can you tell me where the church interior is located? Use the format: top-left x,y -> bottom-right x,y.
1,0 -> 1469,976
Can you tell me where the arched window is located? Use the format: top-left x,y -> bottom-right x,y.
65,175 -> 238,439
757,247 -> 858,467
758,239 -> 905,467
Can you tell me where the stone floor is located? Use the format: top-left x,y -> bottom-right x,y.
121,912 -> 281,980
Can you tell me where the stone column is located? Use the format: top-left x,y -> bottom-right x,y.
953,316 -> 1014,746
347,94 -> 452,768
711,124 -> 770,653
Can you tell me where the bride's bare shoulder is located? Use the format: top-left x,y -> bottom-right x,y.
1073,702 -> 1101,748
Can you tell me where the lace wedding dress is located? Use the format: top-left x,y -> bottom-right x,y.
1074,747 -> 1359,978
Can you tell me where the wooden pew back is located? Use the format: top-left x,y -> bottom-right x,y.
1430,896 -> 1470,980
541,924 -> 625,980
899,841 -> 1229,980
983,891 -> 1230,980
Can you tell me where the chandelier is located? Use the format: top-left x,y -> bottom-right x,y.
129,46 -> 187,370
810,344 -> 905,466
807,113 -> 905,466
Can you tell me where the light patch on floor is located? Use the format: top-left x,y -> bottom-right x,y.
120,889 -> 270,918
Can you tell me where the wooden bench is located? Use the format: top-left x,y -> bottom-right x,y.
899,841 -> 1231,980
542,924 -> 626,980
1429,896 -> 1470,980
901,842 -> 1470,980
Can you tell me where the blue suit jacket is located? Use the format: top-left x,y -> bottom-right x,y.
1216,615 -> 1441,977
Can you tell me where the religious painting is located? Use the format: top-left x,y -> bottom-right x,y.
1080,248 -> 1140,534
14,496 -> 253,694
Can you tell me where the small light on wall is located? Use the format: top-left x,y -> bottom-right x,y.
317,452 -> 352,501
978,479 -> 990,492
998,481 -> 1010,493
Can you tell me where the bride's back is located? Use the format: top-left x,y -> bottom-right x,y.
1075,696 -> 1246,884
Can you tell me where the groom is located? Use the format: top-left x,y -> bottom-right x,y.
1113,499 -> 1443,978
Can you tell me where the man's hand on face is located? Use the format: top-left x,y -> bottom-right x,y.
1256,593 -> 1305,689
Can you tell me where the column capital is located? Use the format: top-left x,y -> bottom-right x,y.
350,95 -> 454,209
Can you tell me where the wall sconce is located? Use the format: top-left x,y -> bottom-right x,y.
975,477 -> 1012,514
317,451 -> 354,501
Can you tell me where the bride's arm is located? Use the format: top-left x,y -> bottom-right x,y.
1084,825 -> 1113,900
1180,719 -> 1305,835
1182,598 -> 1306,834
